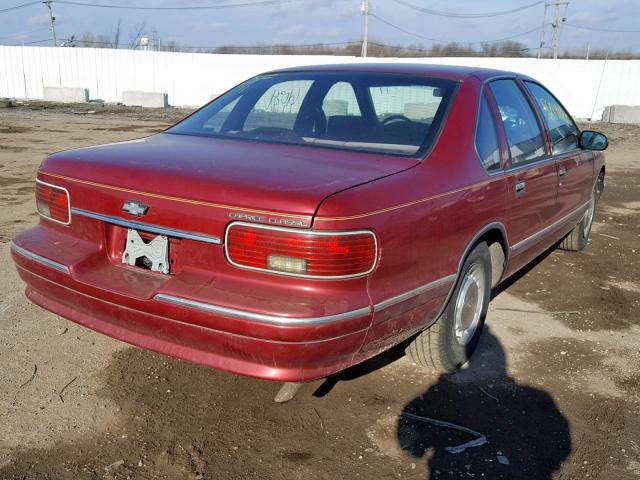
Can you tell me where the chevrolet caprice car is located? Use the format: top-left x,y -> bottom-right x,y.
11,64 -> 608,382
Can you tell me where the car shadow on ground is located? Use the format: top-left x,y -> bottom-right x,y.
315,325 -> 571,479
396,327 -> 571,479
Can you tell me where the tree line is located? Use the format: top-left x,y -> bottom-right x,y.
63,32 -> 639,59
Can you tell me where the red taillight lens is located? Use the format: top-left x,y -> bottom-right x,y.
226,224 -> 377,278
36,181 -> 70,224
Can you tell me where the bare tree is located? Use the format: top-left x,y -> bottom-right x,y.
73,32 -> 114,48
161,40 -> 182,52
128,21 -> 147,49
112,19 -> 122,49
55,31 -> 639,58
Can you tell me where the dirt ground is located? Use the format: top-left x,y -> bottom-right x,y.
0,101 -> 639,480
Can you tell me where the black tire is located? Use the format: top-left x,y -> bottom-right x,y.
406,242 -> 492,373
559,173 -> 602,251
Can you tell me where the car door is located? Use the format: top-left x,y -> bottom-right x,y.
524,81 -> 594,219
487,79 -> 558,268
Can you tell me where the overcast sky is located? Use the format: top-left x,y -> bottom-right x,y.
1,0 -> 639,53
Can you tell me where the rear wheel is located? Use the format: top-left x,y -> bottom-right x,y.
406,242 -> 491,373
559,174 -> 602,251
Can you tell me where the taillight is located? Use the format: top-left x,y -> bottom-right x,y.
225,223 -> 377,279
36,180 -> 70,225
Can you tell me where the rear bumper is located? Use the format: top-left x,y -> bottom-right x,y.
11,240 -> 373,382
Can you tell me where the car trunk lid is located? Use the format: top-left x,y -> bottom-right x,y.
41,132 -> 416,233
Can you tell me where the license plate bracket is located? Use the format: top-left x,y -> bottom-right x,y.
122,228 -> 170,274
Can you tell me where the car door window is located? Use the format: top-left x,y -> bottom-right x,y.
488,79 -> 546,166
475,93 -> 501,172
525,81 -> 579,155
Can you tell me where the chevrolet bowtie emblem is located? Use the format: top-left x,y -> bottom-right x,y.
122,200 -> 149,217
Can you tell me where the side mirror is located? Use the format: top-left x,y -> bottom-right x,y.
579,130 -> 608,151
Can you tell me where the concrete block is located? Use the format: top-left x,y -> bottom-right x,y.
43,87 -> 89,103
601,106 -> 611,123
604,105 -> 640,124
0,98 -> 15,108
122,90 -> 168,108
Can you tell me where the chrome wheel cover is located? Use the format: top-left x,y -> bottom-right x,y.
454,263 -> 486,346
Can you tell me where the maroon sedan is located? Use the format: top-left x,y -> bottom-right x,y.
11,64 -> 607,385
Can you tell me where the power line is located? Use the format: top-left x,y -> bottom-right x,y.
53,0 -> 308,10
564,23 -> 640,33
0,1 -> 41,14
3,38 -> 53,45
0,26 -> 53,40
369,13 -> 446,42
389,0 -> 545,18
370,12 -> 542,45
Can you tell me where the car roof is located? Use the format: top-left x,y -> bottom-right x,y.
267,62 -> 533,82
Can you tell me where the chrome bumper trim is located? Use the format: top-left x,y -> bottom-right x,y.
71,208 -> 222,245
373,274 -> 456,312
10,242 -> 71,274
155,273 -> 456,325
154,293 -> 371,326
511,201 -> 589,254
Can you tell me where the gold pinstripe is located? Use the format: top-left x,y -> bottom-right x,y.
40,172 -> 311,220
42,166 -> 525,224
314,177 -> 502,222
314,160 -> 559,222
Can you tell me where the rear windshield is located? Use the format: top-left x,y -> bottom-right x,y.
168,72 -> 457,156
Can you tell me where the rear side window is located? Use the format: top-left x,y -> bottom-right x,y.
525,82 -> 579,155
475,94 -> 501,172
488,79 -> 546,166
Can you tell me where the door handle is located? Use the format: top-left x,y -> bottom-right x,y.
515,181 -> 526,197
559,167 -> 567,182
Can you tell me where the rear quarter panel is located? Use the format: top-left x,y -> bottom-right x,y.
313,76 -> 508,356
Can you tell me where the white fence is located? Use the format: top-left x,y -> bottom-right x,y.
2,45 -> 640,120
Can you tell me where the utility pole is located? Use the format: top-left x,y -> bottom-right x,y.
549,0 -> 569,59
537,3 -> 548,59
361,0 -> 369,58
43,1 -> 57,47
